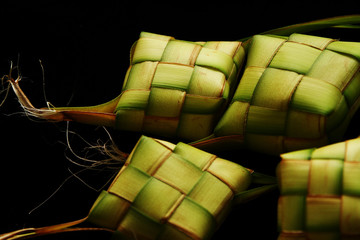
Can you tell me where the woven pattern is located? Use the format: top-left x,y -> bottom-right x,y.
88,136 -> 251,240
115,32 -> 245,141
277,137 -> 360,239
214,33 -> 360,155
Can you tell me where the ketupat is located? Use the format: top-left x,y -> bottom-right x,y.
277,137 -> 360,239
86,135 -> 273,239
0,135 -> 276,240
9,31 -> 245,141
203,33 -> 360,155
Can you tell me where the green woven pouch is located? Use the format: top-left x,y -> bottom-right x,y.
211,33 -> 360,155
277,137 -> 360,240
8,32 -> 245,142
115,32 -> 244,140
0,135 -> 275,240
87,135 -> 253,240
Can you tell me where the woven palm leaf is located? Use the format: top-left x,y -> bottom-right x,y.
9,32 -> 245,141
277,137 -> 360,240
87,135 -> 255,240
0,135 -> 276,240
115,32 -> 244,140
210,33 -> 360,155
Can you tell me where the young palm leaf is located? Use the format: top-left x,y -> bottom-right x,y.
8,32 -> 245,141
277,137 -> 360,239
0,135 -> 276,240
197,32 -> 360,155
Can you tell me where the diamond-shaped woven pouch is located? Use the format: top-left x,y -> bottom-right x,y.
115,32 -> 245,141
277,137 -> 360,240
87,135 -> 252,240
213,33 -> 360,155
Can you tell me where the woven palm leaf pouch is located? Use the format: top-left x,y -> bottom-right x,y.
114,32 -> 245,140
87,135 -> 254,240
9,32 -> 245,141
277,137 -> 360,240
200,33 -> 360,155
0,135 -> 275,240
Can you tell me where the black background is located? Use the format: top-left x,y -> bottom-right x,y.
0,1 -> 359,239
